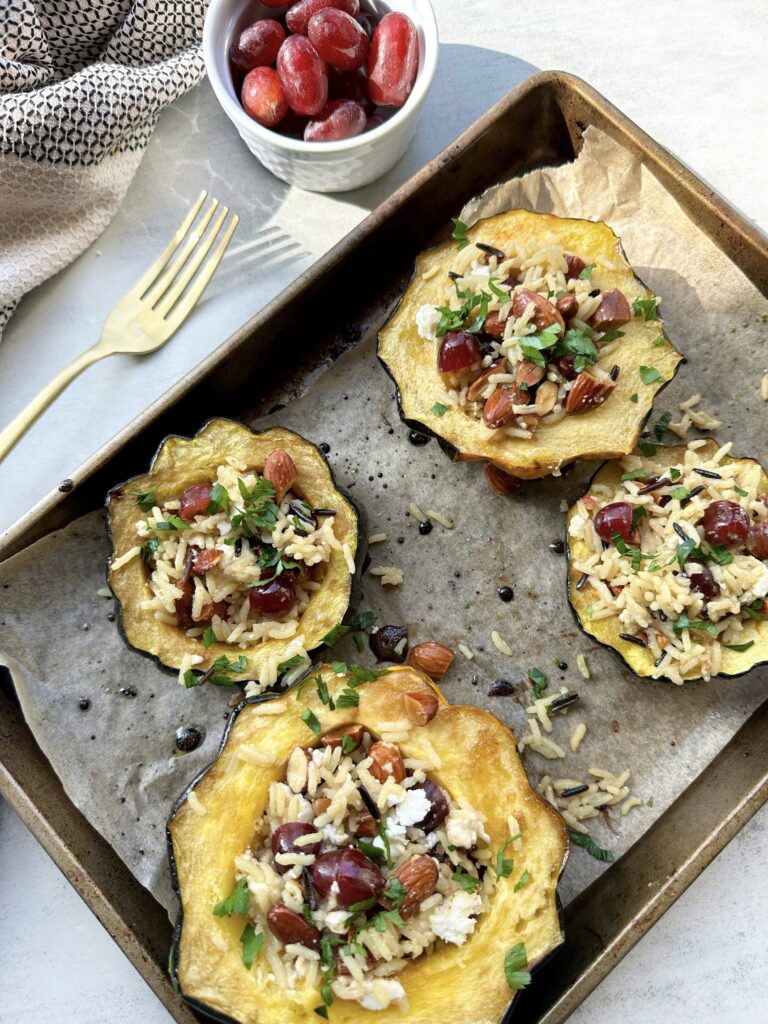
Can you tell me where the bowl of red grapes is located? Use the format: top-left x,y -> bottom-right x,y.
203,0 -> 438,191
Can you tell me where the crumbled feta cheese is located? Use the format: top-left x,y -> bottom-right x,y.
323,910 -> 349,934
322,822 -> 349,845
416,304 -> 441,341
392,788 -> 431,829
472,264 -> 490,276
445,805 -> 488,849
332,976 -> 408,1011
429,891 -> 483,945
742,560 -> 768,602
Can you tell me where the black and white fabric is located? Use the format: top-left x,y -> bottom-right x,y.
0,1 -> 207,337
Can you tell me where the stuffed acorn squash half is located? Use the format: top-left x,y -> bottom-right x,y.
107,419 -> 364,687
167,664 -> 568,1024
567,438 -> 768,683
378,209 -> 683,484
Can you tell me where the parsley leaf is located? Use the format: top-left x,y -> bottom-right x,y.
528,667 -> 548,698
432,402 -> 449,417
210,654 -> 247,686
377,821 -> 393,869
743,600 -> 768,622
552,327 -> 598,373
630,393 -> 639,403
356,838 -> 385,863
341,733 -> 357,754
599,329 -> 625,343
639,365 -> 664,385
653,411 -> 672,440
621,469 -> 648,482
230,476 -> 280,537
676,537 -> 697,570
335,687 -> 360,709
725,640 -> 755,652
632,297 -> 660,321
518,323 -> 563,368
495,835 -> 520,879
202,626 -> 216,650
277,654 -> 307,674
652,335 -> 667,347
301,708 -> 322,736
488,276 -> 510,299
451,217 -> 470,250
135,489 -> 156,512
700,542 -> 733,565
240,924 -> 264,969
670,486 -> 689,501
578,263 -> 596,280
638,439 -> 657,456
514,870 -> 531,892
213,877 -> 250,917
382,878 -> 406,909
452,867 -> 480,893
206,482 -> 230,515
155,514 -> 187,531
733,485 -> 749,497
504,943 -> 531,991
140,537 -> 159,564
321,611 -> 376,648
568,830 -> 615,862
673,613 -> 718,636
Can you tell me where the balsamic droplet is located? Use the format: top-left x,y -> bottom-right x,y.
408,430 -> 431,447
488,679 -> 515,696
369,625 -> 409,663
497,585 -> 514,603
175,726 -> 204,753
78,698 -> 91,711
549,540 -> 565,555
120,686 -> 137,698
418,520 -> 433,535
319,442 -> 331,454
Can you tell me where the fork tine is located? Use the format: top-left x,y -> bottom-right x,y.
143,198 -> 220,309
162,214 -> 239,331
155,205 -> 229,317
128,191 -> 208,298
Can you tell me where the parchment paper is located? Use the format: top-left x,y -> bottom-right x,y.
1,128 -> 767,914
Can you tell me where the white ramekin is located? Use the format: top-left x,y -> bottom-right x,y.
203,0 -> 438,193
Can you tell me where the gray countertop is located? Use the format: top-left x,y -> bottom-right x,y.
1,0 -> 767,1020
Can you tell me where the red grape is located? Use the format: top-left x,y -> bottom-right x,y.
335,849 -> 385,907
304,98 -> 365,141
179,482 -> 212,521
411,780 -> 449,832
271,823 -> 322,873
241,67 -> 289,127
594,502 -> 634,543
276,35 -> 328,116
367,12 -> 418,108
311,849 -> 346,898
747,521 -> 768,559
356,11 -> 378,38
308,9 -> 369,71
230,20 -> 285,73
700,500 -> 750,547
687,563 -> 721,600
437,331 -> 482,373
248,577 -> 295,617
286,0 -> 360,36
328,67 -> 374,112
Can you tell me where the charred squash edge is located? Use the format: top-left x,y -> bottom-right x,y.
105,418 -> 367,684
565,441 -> 768,684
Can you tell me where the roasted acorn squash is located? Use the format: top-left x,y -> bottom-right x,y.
567,440 -> 768,681
107,419 -> 364,684
167,664 -> 568,1024
378,209 -> 683,480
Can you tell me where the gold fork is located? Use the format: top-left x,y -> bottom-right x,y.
0,191 -> 238,462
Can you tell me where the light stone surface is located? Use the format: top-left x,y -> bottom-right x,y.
1,0 -> 767,1020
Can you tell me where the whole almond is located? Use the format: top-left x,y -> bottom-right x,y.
382,855 -> 439,919
512,288 -> 565,332
263,449 -> 297,503
483,310 -> 507,339
403,691 -> 439,726
367,741 -> 406,784
590,288 -> 631,332
408,641 -> 455,681
466,360 -> 506,402
353,806 -> 378,838
267,903 -> 321,949
555,293 -> 579,320
320,723 -> 365,752
485,464 -> 522,496
564,253 -> 586,279
565,371 -> 615,415
483,384 -> 528,429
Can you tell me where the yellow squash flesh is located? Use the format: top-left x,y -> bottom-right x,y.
378,209 -> 683,479
107,419 -> 360,683
567,440 -> 768,681
168,665 -> 568,1024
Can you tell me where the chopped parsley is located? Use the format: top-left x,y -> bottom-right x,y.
652,334 -> 667,347
518,322 -> 563,369
377,821 -> 393,869
568,830 -> 615,862
434,280 -> 492,337
202,626 -> 216,649
356,838 -> 385,863
228,476 -> 280,539
183,654 -> 247,688
451,216 -> 470,250
452,867 -> 480,893
578,263 -> 596,280
488,276 -> 510,299
676,537 -> 698,570
733,485 -> 749,497
382,877 -> 406,909
213,876 -> 250,917
621,469 -> 648,482
135,489 -> 156,512
240,924 -> 264,969
495,835 -> 520,879
277,654 -> 308,674
631,506 -> 647,530
514,870 -> 531,892
140,537 -> 159,564
669,486 -> 689,501
637,439 -> 657,456
301,708 -> 322,735
632,297 -> 660,321
743,600 -> 768,622
552,327 -> 598,373
155,513 -> 187,531
341,733 -> 358,754
432,402 -> 449,417
669,467 -> 682,481
672,613 -> 718,636
639,365 -> 664,385
504,943 -> 531,991
630,392 -> 638,403
528,667 -> 548,698
653,411 -> 672,440
600,329 -> 625,343
725,640 -> 755,652
206,482 -> 230,515
335,687 -> 360,709
320,611 -> 376,648
249,544 -> 300,586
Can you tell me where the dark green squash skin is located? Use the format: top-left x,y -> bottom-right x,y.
165,684 -> 567,1024
564,449 -> 767,685
377,216 -> 681,478
105,418 -> 368,688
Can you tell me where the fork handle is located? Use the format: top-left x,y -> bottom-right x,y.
0,343 -> 107,462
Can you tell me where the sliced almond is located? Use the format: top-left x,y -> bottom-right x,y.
403,691 -> 439,726
483,384 -> 529,429
565,371 -> 615,415
466,360 -> 506,402
320,723 -> 365,752
367,741 -> 406,783
515,359 -> 544,389
408,641 -> 455,681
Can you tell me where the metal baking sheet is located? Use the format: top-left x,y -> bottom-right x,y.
1,72 -> 767,1023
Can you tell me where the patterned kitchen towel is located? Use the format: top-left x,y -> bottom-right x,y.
0,0 -> 208,338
